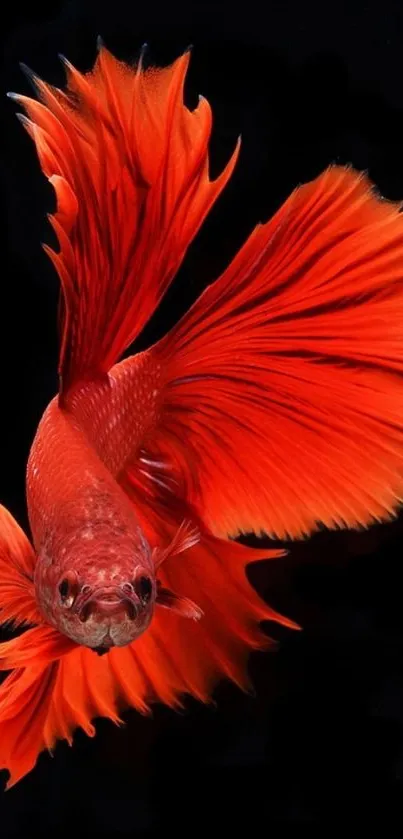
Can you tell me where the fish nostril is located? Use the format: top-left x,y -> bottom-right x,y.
122,582 -> 134,594
126,600 -> 138,620
79,601 -> 92,622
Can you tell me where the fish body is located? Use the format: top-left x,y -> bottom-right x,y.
1,42 -> 403,787
28,358 -> 161,649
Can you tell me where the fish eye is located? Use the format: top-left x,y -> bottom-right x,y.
59,579 -> 70,599
58,576 -> 77,608
135,575 -> 153,604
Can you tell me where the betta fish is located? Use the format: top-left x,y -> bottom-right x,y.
2,41 -> 403,789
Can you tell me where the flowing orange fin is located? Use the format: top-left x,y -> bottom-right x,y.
134,527 -> 295,702
0,626 -> 76,669
0,624 -> 77,786
0,505 -> 42,628
11,44 -> 239,397
129,165 -> 403,540
121,469 -> 295,699
0,629 -> 121,788
153,519 -> 200,568
0,664 -> 58,789
0,511 -> 80,788
156,586 -> 203,620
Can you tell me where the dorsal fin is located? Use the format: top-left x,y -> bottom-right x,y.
11,44 -> 239,399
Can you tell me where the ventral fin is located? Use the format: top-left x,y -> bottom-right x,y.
156,586 -> 203,621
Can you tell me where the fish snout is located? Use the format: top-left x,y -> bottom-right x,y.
55,573 -> 155,649
78,595 -> 138,623
76,578 -> 152,624
57,571 -> 154,633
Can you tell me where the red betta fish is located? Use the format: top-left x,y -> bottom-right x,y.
2,41 -> 403,788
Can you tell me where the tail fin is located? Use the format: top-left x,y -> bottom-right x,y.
137,165 -> 403,540
11,45 -> 239,397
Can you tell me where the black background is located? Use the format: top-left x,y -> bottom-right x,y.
2,0 -> 403,832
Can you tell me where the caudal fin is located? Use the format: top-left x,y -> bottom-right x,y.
11,44 -> 239,397
136,165 -> 403,540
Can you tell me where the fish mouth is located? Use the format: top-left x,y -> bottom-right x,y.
77,585 -> 139,623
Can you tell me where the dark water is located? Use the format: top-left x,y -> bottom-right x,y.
1,0 -> 403,831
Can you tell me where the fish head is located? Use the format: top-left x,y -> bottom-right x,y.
35,542 -> 156,651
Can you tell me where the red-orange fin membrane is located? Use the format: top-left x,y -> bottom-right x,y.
0,640 -> 151,788
153,518 -> 200,568
140,165 -> 403,540
116,470 -> 294,703
156,586 -> 203,620
0,664 -> 57,789
0,505 -> 42,628
0,625 -> 76,670
12,46 -> 239,396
